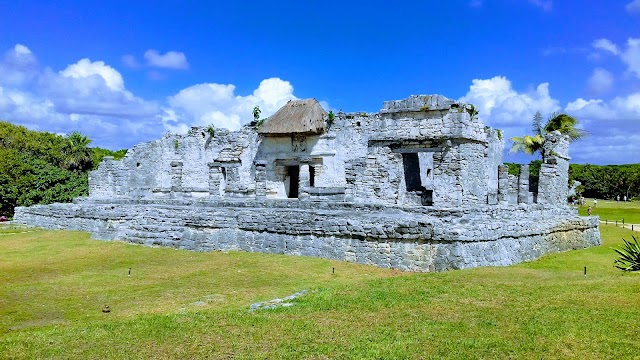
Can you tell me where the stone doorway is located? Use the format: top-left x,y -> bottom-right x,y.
286,165 -> 299,198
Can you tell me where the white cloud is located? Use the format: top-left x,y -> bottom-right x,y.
164,77 -> 297,132
564,93 -> 640,164
0,44 -> 38,86
626,0 -> 640,14
592,38 -> 619,55
144,50 -> 189,69
460,76 -> 640,164
586,68 -> 614,94
459,76 -> 559,128
592,38 -> 640,79
59,58 -> 124,91
621,38 -> 640,78
529,0 -> 552,11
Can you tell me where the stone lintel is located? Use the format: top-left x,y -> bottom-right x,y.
304,187 -> 346,195
391,147 -> 444,153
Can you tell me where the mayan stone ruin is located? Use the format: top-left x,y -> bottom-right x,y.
15,95 -> 601,272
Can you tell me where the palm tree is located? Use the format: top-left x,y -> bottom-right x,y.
63,131 -> 93,171
510,111 -> 586,158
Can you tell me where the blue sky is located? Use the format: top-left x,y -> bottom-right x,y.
0,0 -> 639,164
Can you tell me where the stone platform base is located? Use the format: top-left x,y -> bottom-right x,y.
14,199 -> 601,272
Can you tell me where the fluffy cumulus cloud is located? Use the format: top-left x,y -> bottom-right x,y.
564,93 -> 640,164
144,50 -> 189,69
163,78 -> 297,133
587,67 -> 614,94
0,44 -> 307,150
592,38 -> 640,79
0,44 -> 39,86
626,0 -> 640,14
461,76 -> 640,164
459,76 -> 559,128
0,45 -> 162,149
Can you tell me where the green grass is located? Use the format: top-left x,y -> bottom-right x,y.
577,198 -> 640,224
1,217 -> 639,359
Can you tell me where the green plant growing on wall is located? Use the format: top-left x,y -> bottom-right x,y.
466,104 -> 479,119
206,125 -> 215,138
173,139 -> 179,150
420,105 -> 430,112
496,129 -> 503,140
253,105 -> 261,122
327,111 -> 335,126
613,236 -> 640,271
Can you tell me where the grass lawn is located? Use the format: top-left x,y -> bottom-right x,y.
1,216 -> 639,359
577,198 -> 640,224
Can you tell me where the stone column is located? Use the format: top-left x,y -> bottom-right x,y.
497,164 -> 509,205
538,131 -> 570,205
170,161 -> 183,194
518,164 -> 530,204
254,160 -> 267,199
207,162 -> 222,199
299,158 -> 310,201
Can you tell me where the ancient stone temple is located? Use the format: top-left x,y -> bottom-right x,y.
14,95 -> 600,272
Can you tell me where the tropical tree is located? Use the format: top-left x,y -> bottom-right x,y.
63,131 -> 93,171
510,111 -> 586,159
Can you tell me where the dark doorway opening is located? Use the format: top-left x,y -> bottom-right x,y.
402,153 -> 422,191
309,166 -> 315,187
287,165 -> 299,198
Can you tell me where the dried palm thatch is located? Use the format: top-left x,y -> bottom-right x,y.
258,99 -> 327,136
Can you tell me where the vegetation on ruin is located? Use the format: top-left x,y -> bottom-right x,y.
2,207 -> 640,358
0,121 -> 126,218
510,111 -> 586,158
206,125 -> 215,138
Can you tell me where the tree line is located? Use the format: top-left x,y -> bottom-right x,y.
0,121 -> 126,217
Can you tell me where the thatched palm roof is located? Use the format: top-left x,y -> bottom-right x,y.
258,99 -> 327,136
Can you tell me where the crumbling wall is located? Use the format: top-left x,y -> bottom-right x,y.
538,132 -> 570,205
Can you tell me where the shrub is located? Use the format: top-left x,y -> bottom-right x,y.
613,236 -> 640,271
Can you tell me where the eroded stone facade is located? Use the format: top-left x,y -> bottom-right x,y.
14,95 -> 600,271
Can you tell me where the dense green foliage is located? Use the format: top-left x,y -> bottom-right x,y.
506,161 -> 640,200
0,121 -> 126,217
569,163 -> 640,200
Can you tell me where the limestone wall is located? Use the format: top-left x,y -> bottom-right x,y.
14,200 -> 600,272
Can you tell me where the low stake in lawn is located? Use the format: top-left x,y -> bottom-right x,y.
1,214 -> 639,359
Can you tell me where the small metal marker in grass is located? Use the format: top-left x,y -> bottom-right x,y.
584,266 -> 587,276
